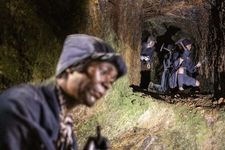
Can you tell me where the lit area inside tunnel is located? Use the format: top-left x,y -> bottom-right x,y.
138,0 -> 216,94
140,16 -> 204,90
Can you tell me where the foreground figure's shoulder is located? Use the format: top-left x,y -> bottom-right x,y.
0,84 -> 42,101
0,84 -> 45,114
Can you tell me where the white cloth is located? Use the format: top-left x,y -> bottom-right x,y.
140,56 -> 150,62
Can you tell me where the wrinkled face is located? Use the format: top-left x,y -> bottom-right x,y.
66,61 -> 118,107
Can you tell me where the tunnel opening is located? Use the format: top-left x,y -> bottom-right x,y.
140,16 -> 205,92
139,0 -> 216,96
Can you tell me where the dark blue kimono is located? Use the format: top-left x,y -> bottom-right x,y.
149,51 -> 173,93
181,49 -> 196,74
169,59 -> 181,89
0,81 -> 77,150
178,49 -> 197,87
169,49 -> 197,89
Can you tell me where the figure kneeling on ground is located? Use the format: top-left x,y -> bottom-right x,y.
148,38 -> 202,94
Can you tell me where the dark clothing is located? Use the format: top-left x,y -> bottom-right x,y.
149,51 -> 173,93
140,70 -> 151,89
177,74 -> 196,87
140,45 -> 155,64
169,59 -> 180,89
181,49 -> 196,74
169,49 -> 197,89
141,47 -> 155,59
140,43 -> 155,89
179,49 -> 197,87
150,68 -> 170,93
0,81 -> 77,150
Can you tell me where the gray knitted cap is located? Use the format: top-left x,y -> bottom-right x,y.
56,34 -> 127,78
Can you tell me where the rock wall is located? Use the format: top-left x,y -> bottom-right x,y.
207,0 -> 225,97
0,0 -> 61,89
1,0 -> 224,96
83,0 -> 144,84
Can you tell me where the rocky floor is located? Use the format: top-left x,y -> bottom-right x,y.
130,84 -> 225,110
111,85 -> 225,150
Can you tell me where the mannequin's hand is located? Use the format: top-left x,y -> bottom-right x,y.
196,62 -> 201,68
147,63 -> 151,69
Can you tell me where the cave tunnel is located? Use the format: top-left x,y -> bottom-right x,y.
138,0 -> 225,97
0,0 -> 224,98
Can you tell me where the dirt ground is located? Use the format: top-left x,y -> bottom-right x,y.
111,85 -> 225,149
130,84 -> 225,111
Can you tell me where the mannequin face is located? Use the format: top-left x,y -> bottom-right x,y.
186,44 -> 192,51
64,61 -> 118,107
147,41 -> 156,48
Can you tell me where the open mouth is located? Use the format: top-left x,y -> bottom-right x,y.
90,89 -> 102,100
90,85 -> 106,100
